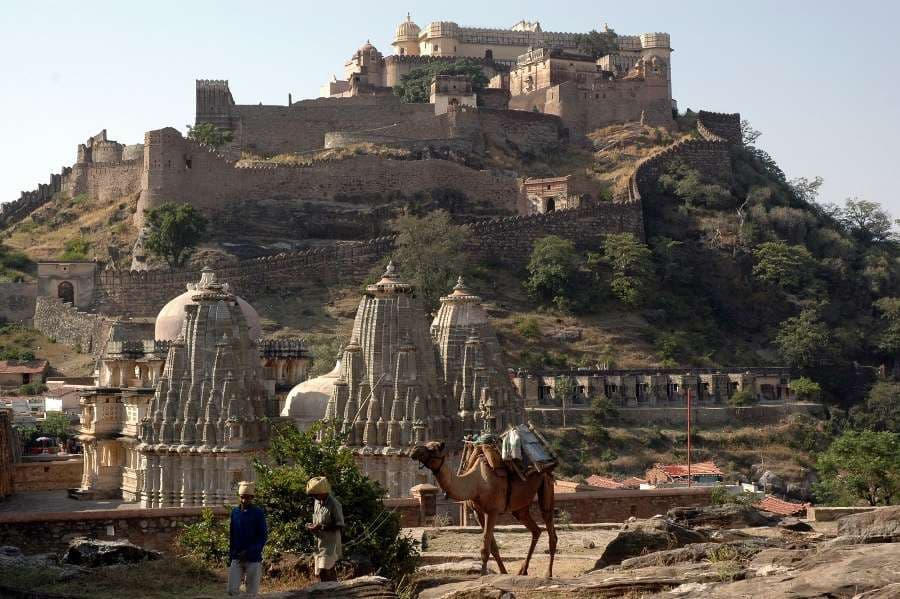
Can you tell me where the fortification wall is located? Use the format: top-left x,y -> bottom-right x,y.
0,282 -> 37,323
235,95 -> 436,155
63,159 -> 142,203
93,203 -> 643,317
13,458 -> 83,492
33,296 -> 110,355
475,107 -> 565,151
139,128 -> 521,215
626,111 -> 740,202
1,169 -> 70,228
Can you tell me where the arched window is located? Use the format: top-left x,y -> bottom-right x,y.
58,281 -> 74,305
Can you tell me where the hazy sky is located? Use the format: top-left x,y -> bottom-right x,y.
1,0 -> 898,217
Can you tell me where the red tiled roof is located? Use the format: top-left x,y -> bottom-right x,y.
586,475 -> 625,489
0,360 -> 49,375
655,462 -> 723,477
622,477 -> 648,489
753,495 -> 809,516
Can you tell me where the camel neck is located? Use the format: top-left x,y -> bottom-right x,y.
435,459 -> 479,501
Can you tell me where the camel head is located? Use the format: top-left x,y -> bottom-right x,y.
410,441 -> 446,473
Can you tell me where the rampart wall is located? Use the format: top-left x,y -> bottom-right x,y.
1,169 -> 70,228
626,111 -> 740,202
13,458 -> 83,492
93,202 -> 643,318
33,296 -> 110,355
0,282 -> 37,323
62,159 -> 143,203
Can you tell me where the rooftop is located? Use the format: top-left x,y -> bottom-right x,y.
586,475 -> 625,489
754,495 -> 810,516
654,462 -> 723,477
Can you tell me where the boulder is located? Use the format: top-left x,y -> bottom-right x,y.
777,517 -> 814,532
594,517 -> 707,568
267,575 -> 396,598
758,471 -> 785,495
667,504 -> 774,529
837,506 -> 900,542
61,538 -> 161,567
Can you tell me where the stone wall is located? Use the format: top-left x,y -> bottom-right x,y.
91,203 -> 644,318
63,159 -> 143,204
13,458 -> 83,492
1,169 -> 70,228
0,282 -> 37,323
0,506 -> 230,554
33,296 -> 110,355
626,111 -> 740,202
526,402 -> 825,427
138,128 -> 522,217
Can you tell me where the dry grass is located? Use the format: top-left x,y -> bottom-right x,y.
237,143 -> 412,167
0,323 -> 94,377
4,191 -> 139,265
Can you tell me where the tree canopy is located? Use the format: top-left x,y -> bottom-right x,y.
525,235 -> 579,308
393,59 -> 488,104
572,29 -> 618,59
144,202 -> 209,267
815,430 -> 900,506
595,233 -> 654,306
187,122 -> 233,148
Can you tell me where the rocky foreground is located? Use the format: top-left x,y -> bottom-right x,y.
416,505 -> 900,599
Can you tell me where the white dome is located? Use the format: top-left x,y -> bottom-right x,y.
155,268 -> 262,341
280,361 -> 341,429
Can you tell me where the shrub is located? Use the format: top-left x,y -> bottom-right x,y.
727,388 -> 755,406
790,377 -> 821,401
515,316 -> 541,339
178,507 -> 230,567
60,238 -> 90,261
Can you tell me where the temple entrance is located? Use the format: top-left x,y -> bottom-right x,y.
57,281 -> 74,305
545,197 -> 555,213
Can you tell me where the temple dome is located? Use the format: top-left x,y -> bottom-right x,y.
280,361 -> 341,429
154,267 -> 262,341
357,40 -> 378,54
394,14 -> 421,42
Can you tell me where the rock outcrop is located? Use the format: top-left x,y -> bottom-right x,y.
837,506 -> 900,542
667,504 -> 775,529
594,517 -> 707,568
61,538 -> 161,567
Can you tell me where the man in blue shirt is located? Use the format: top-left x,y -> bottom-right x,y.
228,481 -> 267,596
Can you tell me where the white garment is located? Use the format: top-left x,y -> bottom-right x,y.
228,559 -> 262,596
502,428 -> 522,460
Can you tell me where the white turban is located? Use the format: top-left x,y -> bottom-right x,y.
237,481 -> 256,496
306,476 -> 331,495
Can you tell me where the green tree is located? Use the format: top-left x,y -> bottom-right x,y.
179,422 -> 419,581
186,122 -> 233,148
752,241 -> 815,292
838,198 -> 895,243
790,376 -> 822,401
727,388 -> 755,406
391,210 -> 471,312
874,297 -> 900,358
585,395 -> 618,443
144,202 -> 209,267
851,381 -> 900,433
38,412 -> 71,442
525,235 -> 579,307
595,233 -> 654,306
60,238 -> 90,261
815,430 -> 900,506
572,29 -> 618,59
393,59 -> 488,104
775,308 -> 831,368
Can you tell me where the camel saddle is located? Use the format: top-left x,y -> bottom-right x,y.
462,426 -> 557,482
463,434 -> 508,478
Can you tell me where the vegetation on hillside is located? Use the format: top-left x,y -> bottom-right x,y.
187,122 -> 233,148
393,58 -> 488,104
144,202 -> 209,267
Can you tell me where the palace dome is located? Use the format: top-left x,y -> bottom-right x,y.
280,361 -> 341,430
357,40 -> 378,54
394,14 -> 421,42
154,267 -> 262,341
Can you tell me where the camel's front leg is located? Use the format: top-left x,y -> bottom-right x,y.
480,511 -> 500,576
474,505 -> 506,574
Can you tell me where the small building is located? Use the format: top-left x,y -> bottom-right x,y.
36,261 -> 96,308
586,474 -> 625,489
0,359 -> 49,388
43,383 -> 86,418
645,462 -> 724,487
431,75 -> 476,115
753,495 -> 809,517
523,175 -> 583,213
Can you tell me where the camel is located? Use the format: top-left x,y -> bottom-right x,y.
410,441 -> 557,577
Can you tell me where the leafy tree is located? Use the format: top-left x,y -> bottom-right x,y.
585,395 -> 618,443
788,176 -> 824,205
179,422 -> 419,581
851,381 -> 900,433
815,430 -> 900,506
60,238 -> 90,261
838,198 -> 895,243
775,308 -> 831,368
790,376 -> 821,401
38,412 -> 71,441
727,388 -> 755,406
144,202 -> 209,267
874,297 -> 900,358
657,160 -> 731,209
393,59 -> 488,104
525,235 -> 579,306
391,210 -> 471,312
572,29 -> 618,59
751,241 -> 815,292
186,122 -> 233,148
740,120 -> 762,146
595,233 -> 654,306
